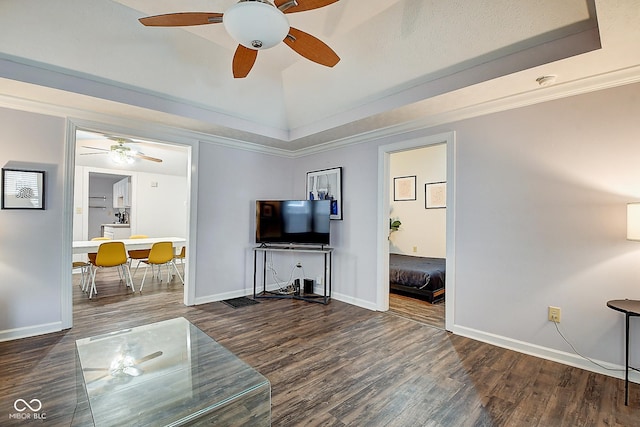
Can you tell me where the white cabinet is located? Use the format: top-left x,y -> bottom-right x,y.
113,177 -> 131,208
103,225 -> 130,239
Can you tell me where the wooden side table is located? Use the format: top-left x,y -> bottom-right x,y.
607,299 -> 640,405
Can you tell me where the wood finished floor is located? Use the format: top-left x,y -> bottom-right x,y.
1,270 -> 639,426
389,291 -> 445,329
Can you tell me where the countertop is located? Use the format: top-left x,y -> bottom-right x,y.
101,224 -> 130,228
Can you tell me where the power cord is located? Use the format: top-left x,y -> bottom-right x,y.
553,321 -> 624,372
265,253 -> 306,295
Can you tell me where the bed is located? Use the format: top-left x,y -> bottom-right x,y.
389,254 -> 445,303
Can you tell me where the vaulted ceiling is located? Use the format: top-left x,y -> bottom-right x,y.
1,0 -> 639,151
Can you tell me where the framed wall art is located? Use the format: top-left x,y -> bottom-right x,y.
425,181 -> 446,209
393,175 -> 416,201
1,168 -> 45,210
306,167 -> 342,220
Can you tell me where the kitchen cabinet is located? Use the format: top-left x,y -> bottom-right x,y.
102,225 -> 131,239
113,177 -> 131,208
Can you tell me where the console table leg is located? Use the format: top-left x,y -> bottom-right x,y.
625,313 -> 630,406
253,251 -> 257,299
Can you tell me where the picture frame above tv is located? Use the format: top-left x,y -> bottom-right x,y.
306,167 -> 342,220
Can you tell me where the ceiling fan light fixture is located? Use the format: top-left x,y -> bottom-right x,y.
110,146 -> 135,164
223,0 -> 290,50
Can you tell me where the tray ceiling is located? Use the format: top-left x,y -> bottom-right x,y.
0,0 -> 639,150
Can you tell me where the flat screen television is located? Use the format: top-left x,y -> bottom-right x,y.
256,200 -> 330,246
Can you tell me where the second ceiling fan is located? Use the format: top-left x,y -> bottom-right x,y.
139,0 -> 341,78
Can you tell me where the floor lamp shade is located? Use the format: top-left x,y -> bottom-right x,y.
627,203 -> 640,241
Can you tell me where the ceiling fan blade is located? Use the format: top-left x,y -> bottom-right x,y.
135,153 -> 163,163
283,27 -> 340,67
276,0 -> 339,14
82,146 -> 109,152
139,12 -> 223,27
232,45 -> 258,78
135,351 -> 163,364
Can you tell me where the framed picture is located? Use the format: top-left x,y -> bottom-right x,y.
306,167 -> 342,220
393,176 -> 416,201
1,168 -> 45,210
425,181 -> 446,209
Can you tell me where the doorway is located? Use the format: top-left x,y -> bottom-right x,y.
388,144 -> 446,328
377,131 -> 456,332
68,126 -> 194,317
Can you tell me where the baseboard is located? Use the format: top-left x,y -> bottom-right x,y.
193,289 -> 249,305
0,321 -> 63,342
331,291 -> 378,311
452,324 -> 640,385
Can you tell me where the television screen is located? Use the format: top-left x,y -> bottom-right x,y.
256,200 -> 330,245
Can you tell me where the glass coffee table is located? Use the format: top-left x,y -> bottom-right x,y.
74,318 -> 270,426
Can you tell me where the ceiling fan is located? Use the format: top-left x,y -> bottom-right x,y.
138,0 -> 340,78
82,137 -> 163,164
83,350 -> 164,383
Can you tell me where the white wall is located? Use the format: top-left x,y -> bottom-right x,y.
135,172 -> 188,238
447,83 -> 640,370
0,107 -> 66,339
74,167 -> 187,240
294,146 -> 379,308
389,144 -> 446,257
2,79 -> 640,383
296,82 -> 640,375
194,143 -> 294,304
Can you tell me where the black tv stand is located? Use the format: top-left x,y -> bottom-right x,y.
252,246 -> 333,305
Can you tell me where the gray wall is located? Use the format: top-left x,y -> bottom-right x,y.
2,81 -> 640,380
0,107 -> 66,336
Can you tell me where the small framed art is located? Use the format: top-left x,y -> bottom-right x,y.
425,181 -> 446,209
1,168 -> 45,210
393,176 -> 416,201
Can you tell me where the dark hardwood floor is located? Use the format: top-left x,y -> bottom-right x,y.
389,291 -> 445,329
1,270 -> 638,426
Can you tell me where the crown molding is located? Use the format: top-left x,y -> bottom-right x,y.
290,64 -> 640,157
2,63 -> 640,159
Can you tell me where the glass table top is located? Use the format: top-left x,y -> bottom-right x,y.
75,317 -> 270,426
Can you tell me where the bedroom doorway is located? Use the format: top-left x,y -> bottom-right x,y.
377,131 -> 455,332
389,144 -> 446,329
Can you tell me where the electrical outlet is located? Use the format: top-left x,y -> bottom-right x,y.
412,246 -> 418,253
548,306 -> 561,323
296,262 -> 302,268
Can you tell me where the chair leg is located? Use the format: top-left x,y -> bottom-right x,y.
123,263 -> 135,292
139,263 -> 150,293
171,260 -> 184,284
89,267 -> 98,299
132,259 -> 144,277
81,265 -> 90,292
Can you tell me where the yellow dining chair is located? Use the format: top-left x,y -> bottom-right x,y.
84,237 -> 113,292
127,234 -> 150,276
139,242 -> 183,292
88,241 -> 134,299
174,246 -> 186,273
72,261 -> 91,292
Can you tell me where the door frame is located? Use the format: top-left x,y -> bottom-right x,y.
377,131 -> 456,331
62,119 -> 199,329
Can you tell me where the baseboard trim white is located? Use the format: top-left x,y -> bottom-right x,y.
452,324 -> 640,385
0,322 -> 64,342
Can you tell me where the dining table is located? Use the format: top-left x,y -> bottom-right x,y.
72,237 -> 187,254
